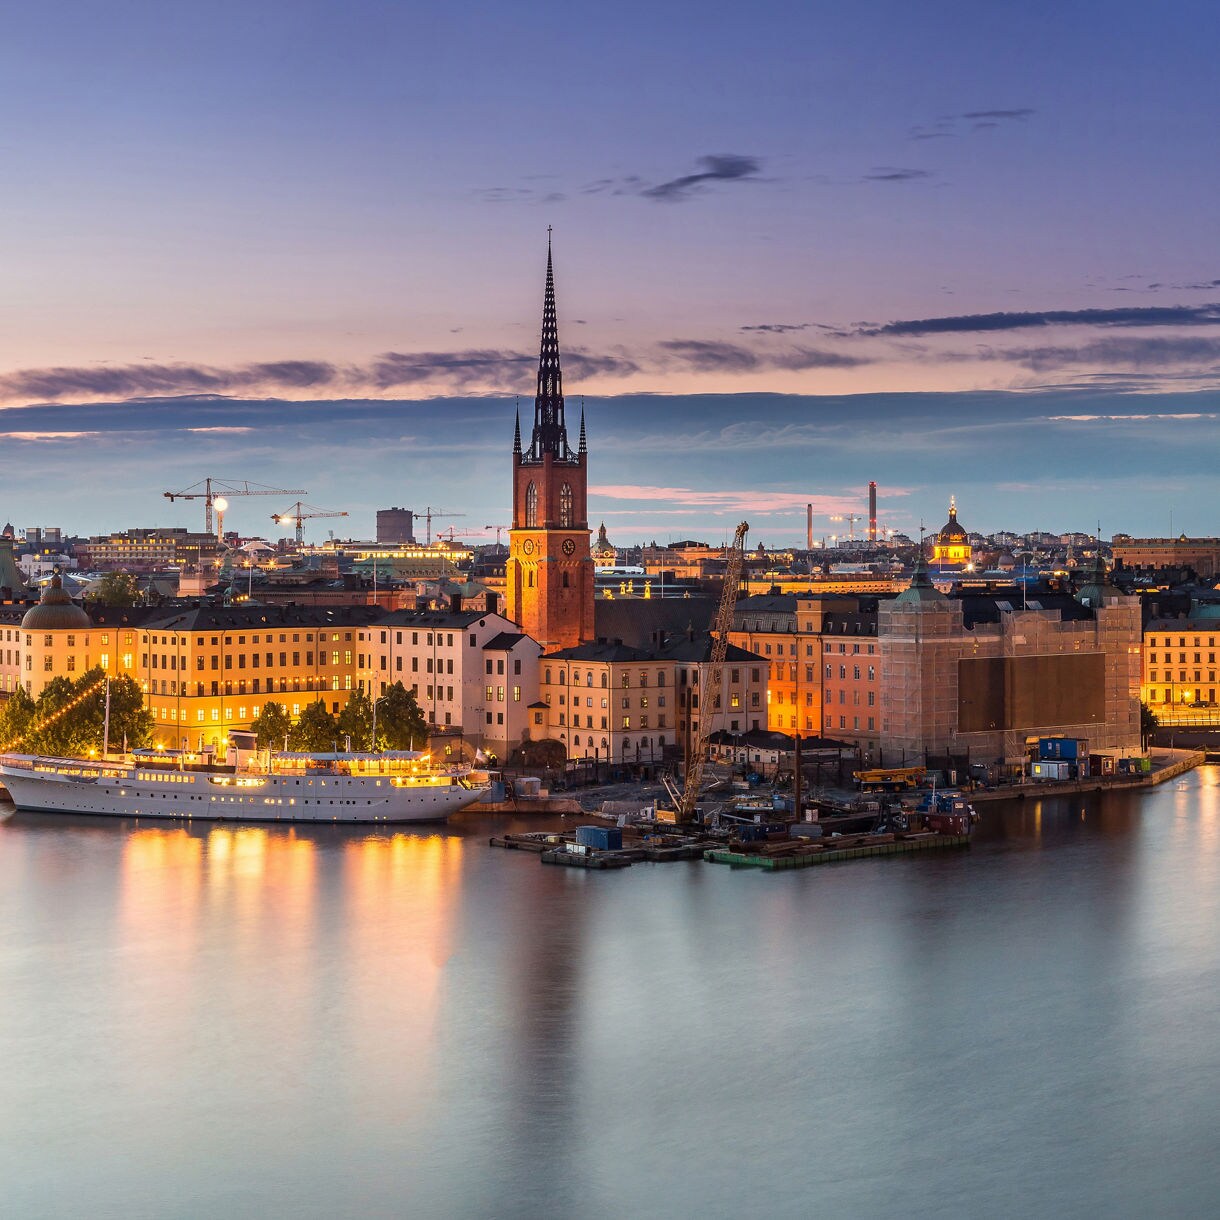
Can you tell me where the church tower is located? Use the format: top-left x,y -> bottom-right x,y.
506,235 -> 595,651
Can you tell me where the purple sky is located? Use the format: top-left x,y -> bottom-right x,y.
0,1 -> 1217,541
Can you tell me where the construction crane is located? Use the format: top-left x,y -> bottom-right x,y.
272,501 -> 349,546
830,512 -> 864,544
674,520 -> 749,823
485,524 -> 511,548
436,527 -> 484,544
164,479 -> 306,537
415,506 -> 464,545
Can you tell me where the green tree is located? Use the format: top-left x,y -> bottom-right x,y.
1140,700 -> 1160,748
336,687 -> 374,751
0,686 -> 36,750
251,700 -> 293,749
288,700 -> 338,752
375,681 -> 428,751
29,676 -> 91,756
85,571 -> 141,606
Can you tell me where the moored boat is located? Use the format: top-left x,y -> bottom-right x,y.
0,742 -> 489,824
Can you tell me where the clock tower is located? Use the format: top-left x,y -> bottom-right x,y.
506,235 -> 595,651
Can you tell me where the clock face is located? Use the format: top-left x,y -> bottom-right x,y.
522,538 -> 535,555
562,538 -> 576,556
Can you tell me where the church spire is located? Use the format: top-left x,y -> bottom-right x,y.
524,227 -> 574,462
513,396 -> 522,455
578,398 -> 587,454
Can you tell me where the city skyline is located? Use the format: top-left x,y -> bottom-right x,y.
0,1 -> 1216,540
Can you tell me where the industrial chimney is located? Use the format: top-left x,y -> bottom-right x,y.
868,481 -> 878,545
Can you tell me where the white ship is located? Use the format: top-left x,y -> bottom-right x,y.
0,743 -> 490,825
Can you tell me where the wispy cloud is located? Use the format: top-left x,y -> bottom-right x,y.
984,336 -> 1220,372
589,484 -> 861,514
658,340 -> 869,373
739,323 -> 812,335
863,167 -> 932,182
640,154 -> 763,202
860,302 -> 1220,337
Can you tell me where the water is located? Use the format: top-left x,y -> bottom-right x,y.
3,772 -> 1220,1219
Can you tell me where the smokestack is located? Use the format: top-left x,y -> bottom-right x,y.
868,481 -> 878,545
807,503 -> 813,551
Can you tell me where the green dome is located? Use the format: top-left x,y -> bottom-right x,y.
21,573 -> 91,631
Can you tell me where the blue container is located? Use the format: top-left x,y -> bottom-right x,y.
1039,738 -> 1080,761
576,825 -> 622,851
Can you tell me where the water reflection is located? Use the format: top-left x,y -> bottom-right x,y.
4,775 -> 1220,1217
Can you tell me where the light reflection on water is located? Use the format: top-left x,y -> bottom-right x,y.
3,772 -> 1220,1219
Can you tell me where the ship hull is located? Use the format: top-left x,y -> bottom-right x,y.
0,760 -> 487,825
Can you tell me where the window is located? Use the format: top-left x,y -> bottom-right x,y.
559,482 -> 573,527
525,481 -> 538,528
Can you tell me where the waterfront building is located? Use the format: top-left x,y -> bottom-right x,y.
536,632 -> 766,765
878,556 -> 1141,765
506,237 -> 595,652
370,606 -> 541,758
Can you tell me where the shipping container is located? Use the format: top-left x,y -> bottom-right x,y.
1038,738 -> 1083,761
575,825 -> 623,851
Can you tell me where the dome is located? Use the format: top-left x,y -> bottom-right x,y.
896,551 -> 949,606
938,498 -> 968,541
21,573 -> 92,631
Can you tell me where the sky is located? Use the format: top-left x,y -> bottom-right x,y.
1,0 -> 1217,544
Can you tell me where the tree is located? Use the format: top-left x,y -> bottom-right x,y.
336,687 -> 374,751
0,686 -> 36,750
29,676 -> 91,756
374,681 -> 428,751
251,701 -> 293,750
85,571 -> 141,607
1140,700 -> 1160,749
288,700 -> 338,752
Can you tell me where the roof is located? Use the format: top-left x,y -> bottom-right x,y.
144,603 -> 385,632
544,640 -> 657,663
655,634 -> 763,664
482,631 -> 531,651
20,574 -> 91,631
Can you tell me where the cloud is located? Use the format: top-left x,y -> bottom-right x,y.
589,484 -> 861,514
987,336 -> 1220,372
739,323 -> 812,334
658,340 -> 870,373
640,154 -> 763,202
0,360 -> 342,401
863,167 -> 932,182
861,302 -> 1220,337
960,108 -> 1035,121
0,430 -> 101,441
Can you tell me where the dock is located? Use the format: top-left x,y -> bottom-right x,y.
704,832 -> 970,870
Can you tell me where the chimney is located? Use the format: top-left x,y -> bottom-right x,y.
485,591 -> 497,614
868,481 -> 878,544
806,503 -> 813,551
449,592 -> 462,613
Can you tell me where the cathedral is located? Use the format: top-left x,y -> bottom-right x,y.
505,237 -> 596,652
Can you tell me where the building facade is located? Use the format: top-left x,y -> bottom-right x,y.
505,238 -> 595,653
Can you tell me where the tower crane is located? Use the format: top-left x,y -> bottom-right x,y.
485,524 -> 511,549
272,501 -> 349,547
436,527 -> 484,544
671,520 -> 749,823
164,478 -> 306,538
830,512 -> 864,544
414,506 -> 465,545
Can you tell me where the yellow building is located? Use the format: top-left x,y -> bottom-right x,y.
1142,608 -> 1220,723
0,592 -> 386,748
931,498 -> 972,568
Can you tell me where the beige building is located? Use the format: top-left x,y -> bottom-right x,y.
879,559 -> 1141,765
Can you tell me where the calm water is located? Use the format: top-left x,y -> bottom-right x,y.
3,771 -> 1220,1219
